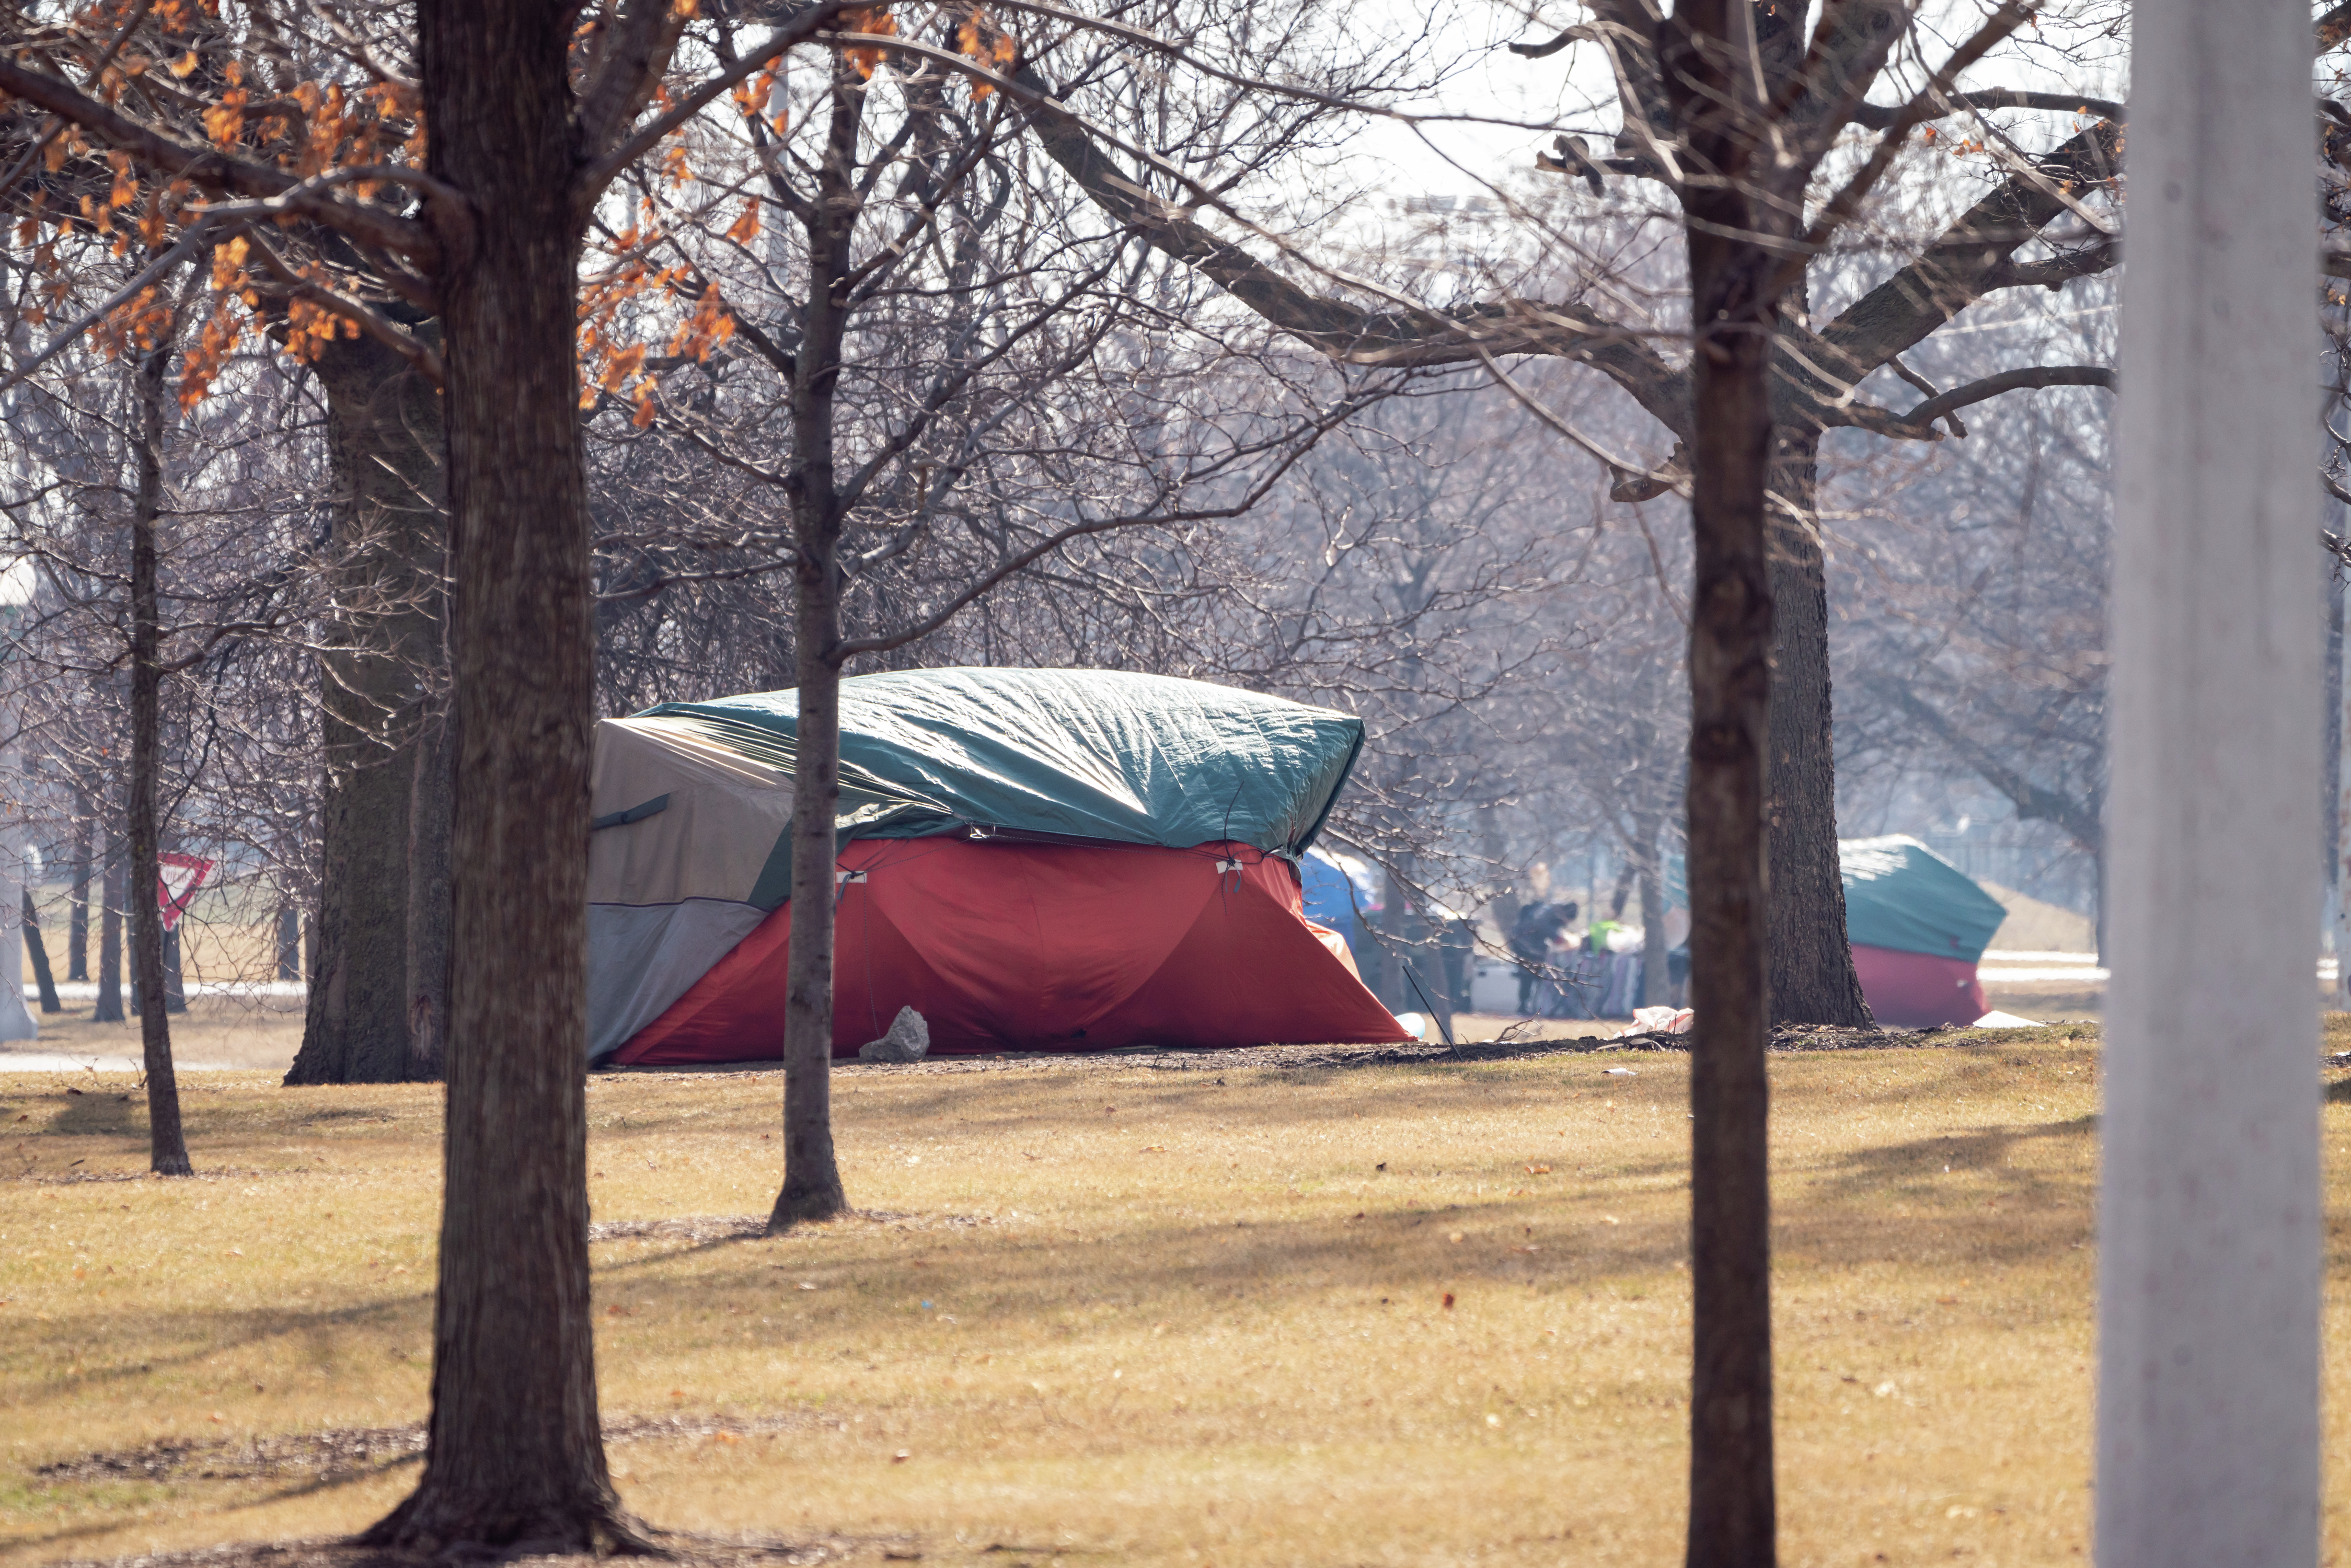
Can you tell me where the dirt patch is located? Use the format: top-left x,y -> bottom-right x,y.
37,1535 -> 878,1568
34,1414 -> 821,1489
629,1021 -> 2101,1075
605,1026 -> 2050,1082
587,1211 -> 994,1244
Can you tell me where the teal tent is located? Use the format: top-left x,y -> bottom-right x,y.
1840,835 -> 2011,1026
1840,835 -> 2009,961
639,666 -> 1363,858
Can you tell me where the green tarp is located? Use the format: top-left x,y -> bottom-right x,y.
641,666 -> 1365,857
1839,834 -> 2010,962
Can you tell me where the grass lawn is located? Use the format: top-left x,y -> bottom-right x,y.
2,1024 -> 2348,1566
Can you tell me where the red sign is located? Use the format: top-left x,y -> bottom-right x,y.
157,851 -> 214,933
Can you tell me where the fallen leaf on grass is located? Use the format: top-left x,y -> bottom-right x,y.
1448,1231 -> 1465,1243
1525,1164 -> 1551,1175
891,1449 -> 912,1463
1442,1292 -> 1455,1309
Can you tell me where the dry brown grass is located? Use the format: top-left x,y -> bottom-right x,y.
4,1026 -> 2351,1566
0,1002 -> 304,1075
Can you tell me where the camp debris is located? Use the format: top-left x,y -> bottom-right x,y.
1840,834 -> 2011,1027
587,666 -> 1410,1063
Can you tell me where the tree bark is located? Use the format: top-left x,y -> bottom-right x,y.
66,791 -> 88,982
285,333 -> 450,1085
23,890 -> 58,1013
406,704 -> 454,1078
363,0 -> 635,1547
1764,431 -> 1872,1026
129,339 -> 190,1178
768,57 -> 863,1231
94,812 -> 122,1022
1636,808 -> 1669,1010
163,921 -> 186,1013
1479,801 -> 1520,945
1667,2 -> 1781,1560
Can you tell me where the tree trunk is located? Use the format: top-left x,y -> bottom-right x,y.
23,890 -> 58,1013
1637,809 -> 1669,1012
1668,3 -> 1781,1560
406,705 -> 454,1078
1479,801 -> 1519,947
773,612 -> 848,1225
285,333 -> 450,1085
276,902 -> 301,981
66,792 -> 88,982
1764,431 -> 1872,1027
768,58 -> 865,1231
129,340 -> 190,1178
163,922 -> 186,1012
94,813 -> 122,1022
363,0 -> 634,1547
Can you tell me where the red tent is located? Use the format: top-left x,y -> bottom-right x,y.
611,836 -> 1408,1064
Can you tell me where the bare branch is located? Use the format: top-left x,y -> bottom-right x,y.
0,57 -> 441,267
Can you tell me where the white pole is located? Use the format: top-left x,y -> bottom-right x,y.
2336,559 -> 2351,1008
2100,0 -> 2320,1560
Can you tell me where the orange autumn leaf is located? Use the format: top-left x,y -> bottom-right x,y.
840,4 -> 895,79
723,199 -> 760,245
955,7 -> 1015,97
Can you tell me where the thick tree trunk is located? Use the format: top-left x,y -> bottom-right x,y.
23,890 -> 57,1013
1764,431 -> 1873,1026
94,815 -> 122,1022
129,341 -> 190,1178
285,334 -> 450,1085
405,706 -> 454,1078
66,794 -> 88,982
1668,4 -> 1781,1561
364,0 -> 635,1547
768,59 -> 863,1231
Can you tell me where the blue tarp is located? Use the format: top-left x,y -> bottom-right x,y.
641,666 -> 1365,856
1840,834 -> 2009,962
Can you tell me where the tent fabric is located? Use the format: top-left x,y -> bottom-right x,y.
1839,835 -> 2009,962
590,667 -> 1393,1063
611,837 -> 1408,1063
1850,943 -> 1988,1028
640,667 -> 1364,857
